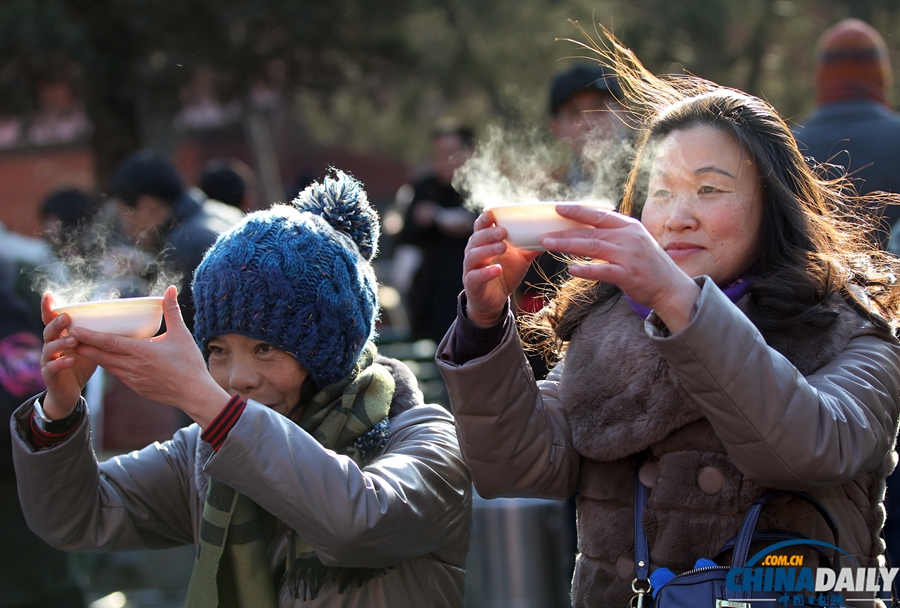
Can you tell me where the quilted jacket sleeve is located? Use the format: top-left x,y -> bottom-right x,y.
202,402 -> 472,570
10,394 -> 199,551
648,276 -> 900,490
435,317 -> 581,501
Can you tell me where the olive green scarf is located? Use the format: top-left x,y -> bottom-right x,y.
185,342 -> 395,607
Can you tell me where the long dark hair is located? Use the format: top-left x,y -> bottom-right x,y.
525,26 -> 900,360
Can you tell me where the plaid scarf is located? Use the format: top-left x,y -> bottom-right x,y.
185,342 -> 395,607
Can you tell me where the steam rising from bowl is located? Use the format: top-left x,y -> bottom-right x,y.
52,297 -> 164,339
486,201 -> 616,251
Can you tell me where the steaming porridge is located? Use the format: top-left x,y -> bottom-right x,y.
486,201 -> 615,250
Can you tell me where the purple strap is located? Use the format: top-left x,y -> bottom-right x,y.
626,275 -> 755,320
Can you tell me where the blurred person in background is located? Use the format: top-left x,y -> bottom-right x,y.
517,65 -> 633,380
198,157 -> 258,215
793,22 -> 900,569
109,149 -> 241,333
0,219 -> 54,326
39,188 -> 103,257
549,63 -> 631,202
40,188 -> 106,284
393,119 -> 477,344
40,187 -> 161,319
793,18 -> 900,249
0,257 -> 86,608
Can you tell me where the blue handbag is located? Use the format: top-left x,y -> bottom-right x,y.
630,465 -> 869,608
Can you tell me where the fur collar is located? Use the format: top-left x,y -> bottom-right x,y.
559,293 -> 861,462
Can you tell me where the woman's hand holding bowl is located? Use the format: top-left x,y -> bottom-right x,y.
463,210 -> 541,328
539,205 -> 702,333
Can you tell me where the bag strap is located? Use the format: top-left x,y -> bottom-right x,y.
633,461 -> 651,585
725,490 -> 845,603
631,458 -> 655,607
632,461 -> 845,600
714,529 -> 832,567
730,490 -> 841,570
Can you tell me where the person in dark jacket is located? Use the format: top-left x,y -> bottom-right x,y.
548,63 -> 630,203
518,64 -> 633,379
198,157 -> 257,214
792,18 -> 900,248
109,150 -> 239,332
793,19 -> 900,570
394,120 -> 477,344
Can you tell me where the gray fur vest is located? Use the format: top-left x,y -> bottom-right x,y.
558,294 -> 892,608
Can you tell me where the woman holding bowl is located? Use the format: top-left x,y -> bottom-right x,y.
436,32 -> 900,607
12,171 -> 472,607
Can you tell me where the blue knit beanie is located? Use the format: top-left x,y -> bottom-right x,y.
191,169 -> 380,387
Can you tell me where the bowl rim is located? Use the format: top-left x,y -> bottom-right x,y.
484,200 -> 615,211
51,296 -> 165,313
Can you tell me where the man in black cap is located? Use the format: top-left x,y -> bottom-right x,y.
549,63 -> 631,202
518,64 -> 631,325
516,65 -> 632,365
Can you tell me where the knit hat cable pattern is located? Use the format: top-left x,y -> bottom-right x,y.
192,169 -> 380,387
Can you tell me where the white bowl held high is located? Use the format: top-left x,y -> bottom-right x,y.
485,201 -> 616,251
52,297 -> 165,339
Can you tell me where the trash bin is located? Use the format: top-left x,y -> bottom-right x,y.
465,492 -> 574,608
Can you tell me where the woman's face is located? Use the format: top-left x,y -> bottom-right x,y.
207,333 -> 308,417
641,125 -> 764,285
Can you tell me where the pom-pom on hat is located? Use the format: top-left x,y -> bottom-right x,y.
191,169 -> 380,387
815,18 -> 893,107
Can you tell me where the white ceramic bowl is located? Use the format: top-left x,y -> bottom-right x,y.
485,201 -> 616,251
52,297 -> 165,339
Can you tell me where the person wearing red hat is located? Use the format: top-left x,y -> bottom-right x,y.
793,18 -> 900,248
794,17 -> 900,574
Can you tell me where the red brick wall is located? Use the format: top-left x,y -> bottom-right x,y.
0,135 -> 410,241
0,145 -> 95,237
